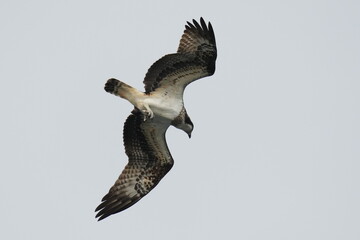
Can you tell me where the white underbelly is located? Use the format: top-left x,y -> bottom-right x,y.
145,95 -> 183,120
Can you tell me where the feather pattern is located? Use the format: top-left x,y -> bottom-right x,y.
143,17 -> 217,94
95,110 -> 173,220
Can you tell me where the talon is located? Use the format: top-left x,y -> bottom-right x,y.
142,110 -> 148,121
149,111 -> 154,119
141,109 -> 154,121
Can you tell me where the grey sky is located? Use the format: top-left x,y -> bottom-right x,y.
1,0 -> 359,239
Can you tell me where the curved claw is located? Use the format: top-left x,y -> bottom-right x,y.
141,109 -> 154,121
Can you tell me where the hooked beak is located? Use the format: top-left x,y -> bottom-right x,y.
188,133 -> 191,139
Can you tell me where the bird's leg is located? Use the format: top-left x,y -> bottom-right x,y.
104,78 -> 154,121
138,102 -> 154,121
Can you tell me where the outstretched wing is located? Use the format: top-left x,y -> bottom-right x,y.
143,17 -> 217,94
95,110 -> 173,221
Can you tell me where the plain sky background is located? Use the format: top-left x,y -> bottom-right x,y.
1,0 -> 359,239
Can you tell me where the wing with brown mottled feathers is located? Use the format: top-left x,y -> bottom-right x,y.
95,110 -> 173,220
143,17 -> 217,94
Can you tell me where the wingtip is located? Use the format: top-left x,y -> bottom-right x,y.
187,17 -> 213,34
96,215 -> 106,221
95,208 -> 110,221
199,17 -> 206,27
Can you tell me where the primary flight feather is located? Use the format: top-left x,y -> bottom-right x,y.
95,17 -> 217,221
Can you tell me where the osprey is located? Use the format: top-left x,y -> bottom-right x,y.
95,17 -> 217,221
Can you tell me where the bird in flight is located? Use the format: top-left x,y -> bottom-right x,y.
95,17 -> 217,221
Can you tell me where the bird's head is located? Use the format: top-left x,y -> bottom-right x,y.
184,113 -> 194,138
173,109 -> 194,138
